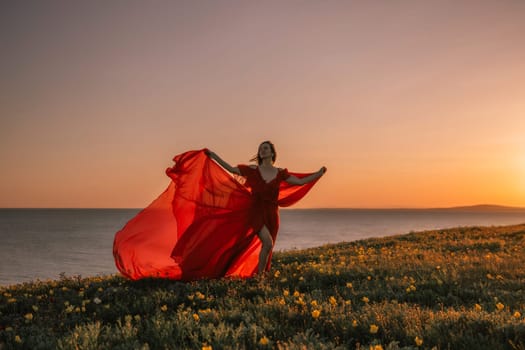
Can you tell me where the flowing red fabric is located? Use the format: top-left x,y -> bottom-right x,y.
113,149 -> 320,281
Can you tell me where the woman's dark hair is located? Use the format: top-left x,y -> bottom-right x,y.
250,140 -> 276,165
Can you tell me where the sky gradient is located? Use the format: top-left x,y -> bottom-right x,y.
1,1 -> 524,208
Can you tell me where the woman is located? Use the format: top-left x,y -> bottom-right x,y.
207,141 -> 326,274
113,141 -> 326,281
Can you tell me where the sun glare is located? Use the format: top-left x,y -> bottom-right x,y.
517,152 -> 525,199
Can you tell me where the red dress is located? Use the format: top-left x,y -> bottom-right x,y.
113,149 -> 320,281
236,164 -> 290,243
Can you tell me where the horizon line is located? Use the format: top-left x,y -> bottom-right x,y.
1,204 -> 525,210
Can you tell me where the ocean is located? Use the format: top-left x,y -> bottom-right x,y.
1,208 -> 525,286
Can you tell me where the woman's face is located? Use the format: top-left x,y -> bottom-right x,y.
258,142 -> 272,159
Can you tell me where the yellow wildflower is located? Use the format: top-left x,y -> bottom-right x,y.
202,345 -> 212,350
369,345 -> 383,350
259,336 -> 269,345
24,313 -> 33,321
293,290 -> 300,297
15,335 -> 22,343
279,298 -> 286,305
283,290 -> 289,297
160,304 -> 168,312
193,313 -> 200,321
514,311 -> 521,318
369,324 -> 379,334
310,300 -> 318,307
362,296 -> 369,303
134,315 -> 141,322
346,282 -> 353,288
295,297 -> 305,306
274,270 -> 280,278
311,310 -> 321,319
496,302 -> 505,311
474,304 -> 482,311
415,336 -> 423,346
352,320 -> 358,327
329,296 -> 337,306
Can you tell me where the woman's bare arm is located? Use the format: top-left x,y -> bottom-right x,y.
285,167 -> 326,185
206,150 -> 241,175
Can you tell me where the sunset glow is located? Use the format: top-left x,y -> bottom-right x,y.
1,1 -> 524,208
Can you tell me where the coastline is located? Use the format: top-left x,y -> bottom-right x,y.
4,207 -> 525,287
2,223 -> 525,349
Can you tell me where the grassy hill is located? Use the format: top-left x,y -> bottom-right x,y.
1,224 -> 525,349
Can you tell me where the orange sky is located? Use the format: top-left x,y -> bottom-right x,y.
1,1 -> 524,208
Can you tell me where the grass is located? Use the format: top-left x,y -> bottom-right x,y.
1,223 -> 525,349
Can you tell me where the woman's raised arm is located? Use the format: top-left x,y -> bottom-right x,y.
206,150 -> 241,175
285,167 -> 326,185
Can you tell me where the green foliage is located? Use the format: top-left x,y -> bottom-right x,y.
1,224 -> 525,349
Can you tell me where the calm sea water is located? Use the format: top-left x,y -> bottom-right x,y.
1,208 -> 525,286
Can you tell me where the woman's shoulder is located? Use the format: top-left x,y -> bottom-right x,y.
278,167 -> 290,179
237,164 -> 257,176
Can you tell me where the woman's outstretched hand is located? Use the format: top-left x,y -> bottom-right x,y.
205,149 -> 216,159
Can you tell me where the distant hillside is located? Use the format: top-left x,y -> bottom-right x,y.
435,204 -> 525,212
301,205 -> 525,212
